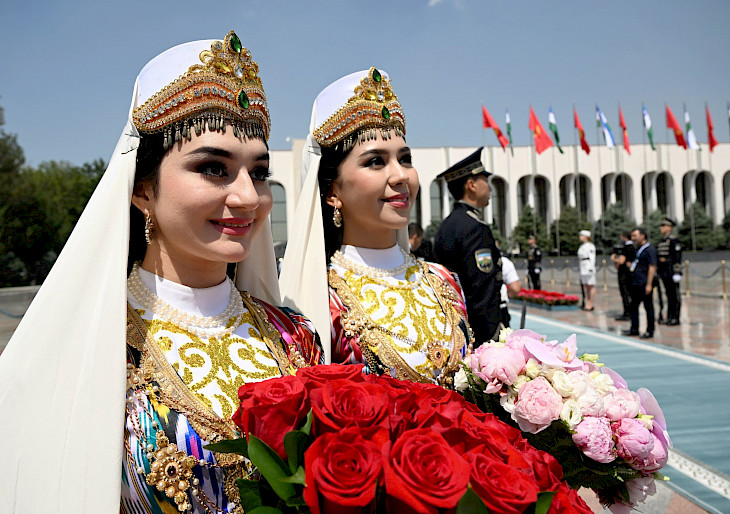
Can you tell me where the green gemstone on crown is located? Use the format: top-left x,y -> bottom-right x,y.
238,90 -> 250,109
372,68 -> 382,83
229,33 -> 243,53
381,106 -> 390,120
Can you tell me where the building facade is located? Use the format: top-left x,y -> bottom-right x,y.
269,141 -> 730,248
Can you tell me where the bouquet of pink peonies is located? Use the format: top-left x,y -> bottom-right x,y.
456,328 -> 671,513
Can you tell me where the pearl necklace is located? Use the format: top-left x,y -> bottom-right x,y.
331,247 -> 423,290
127,263 -> 246,338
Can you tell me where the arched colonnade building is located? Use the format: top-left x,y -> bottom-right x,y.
268,141 -> 730,247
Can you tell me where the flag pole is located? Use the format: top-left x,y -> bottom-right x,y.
595,104 -> 605,241
506,109 -> 512,239
684,102 -> 696,251
573,102 -> 581,224
530,106 -> 538,239
550,123 -> 559,254
480,101 -> 485,148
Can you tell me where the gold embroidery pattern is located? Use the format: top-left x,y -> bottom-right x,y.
329,262 -> 465,386
142,313 -> 280,419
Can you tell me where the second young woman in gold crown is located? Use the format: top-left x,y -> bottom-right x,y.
280,68 -> 473,388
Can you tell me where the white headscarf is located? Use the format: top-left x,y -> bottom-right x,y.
279,70 -> 409,364
0,36 -> 280,513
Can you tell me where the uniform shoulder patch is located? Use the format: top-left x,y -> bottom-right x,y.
475,248 -> 494,273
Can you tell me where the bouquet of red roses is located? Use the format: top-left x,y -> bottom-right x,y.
207,364 -> 593,514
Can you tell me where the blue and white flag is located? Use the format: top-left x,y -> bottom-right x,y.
595,106 -> 615,148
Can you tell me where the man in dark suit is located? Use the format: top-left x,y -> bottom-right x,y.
434,148 -> 503,346
622,228 -> 657,339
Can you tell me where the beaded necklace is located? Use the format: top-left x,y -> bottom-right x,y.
127,263 -> 246,338
330,247 -> 423,290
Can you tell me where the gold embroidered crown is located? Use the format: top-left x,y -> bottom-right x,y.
132,31 -> 270,148
313,67 -> 405,148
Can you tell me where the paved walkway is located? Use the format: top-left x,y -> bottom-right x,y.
512,284 -> 730,513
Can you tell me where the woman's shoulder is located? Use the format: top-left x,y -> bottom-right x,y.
249,295 -> 325,366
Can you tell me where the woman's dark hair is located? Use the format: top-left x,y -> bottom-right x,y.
128,131 -> 166,275
318,142 -> 351,262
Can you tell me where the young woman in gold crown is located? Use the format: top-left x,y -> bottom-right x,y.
280,68 -> 472,388
0,31 -> 321,513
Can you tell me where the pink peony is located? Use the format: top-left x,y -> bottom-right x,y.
571,417 -> 616,463
524,334 -> 585,370
473,346 -> 526,387
576,387 -> 605,417
637,388 -> 672,450
616,475 -> 657,512
612,418 -> 654,461
629,433 -> 668,472
604,388 -> 642,421
505,329 -> 545,360
512,377 -> 563,433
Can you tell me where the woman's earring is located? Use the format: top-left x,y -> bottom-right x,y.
332,207 -> 342,228
144,212 -> 155,244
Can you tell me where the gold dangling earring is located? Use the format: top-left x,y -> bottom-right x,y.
144,212 -> 155,244
333,207 -> 342,228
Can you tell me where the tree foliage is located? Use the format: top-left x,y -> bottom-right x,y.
0,129 -> 105,285
678,203 -> 724,251
593,203 -> 635,253
640,209 -> 665,246
550,206 -> 592,255
512,206 -> 550,256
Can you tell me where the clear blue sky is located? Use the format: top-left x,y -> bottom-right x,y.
1,0 -> 729,167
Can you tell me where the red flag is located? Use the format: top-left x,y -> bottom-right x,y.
619,106 -> 631,155
666,105 -> 686,149
482,106 -> 509,150
528,106 -> 553,154
573,109 -> 590,155
707,104 -> 718,152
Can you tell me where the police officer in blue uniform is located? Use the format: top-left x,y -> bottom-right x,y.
657,217 -> 682,325
434,148 -> 503,347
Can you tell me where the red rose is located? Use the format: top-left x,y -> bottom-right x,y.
232,375 -> 309,459
383,428 -> 469,514
519,445 -> 564,491
547,483 -> 594,514
464,451 -> 539,514
296,363 -> 365,391
303,428 -> 383,514
440,417 -> 533,474
310,379 -> 389,440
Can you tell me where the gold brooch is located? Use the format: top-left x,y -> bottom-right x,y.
313,67 -> 405,148
132,30 -> 270,146
145,430 -> 198,512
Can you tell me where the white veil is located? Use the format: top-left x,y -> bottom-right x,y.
279,70 -> 409,364
0,38 -> 280,513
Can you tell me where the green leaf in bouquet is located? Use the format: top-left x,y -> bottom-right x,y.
532,491 -> 555,514
204,437 -> 249,458
247,434 -> 297,501
300,409 -> 313,436
246,507 -> 283,514
285,494 -> 307,507
278,466 -> 306,485
284,430 -> 309,474
455,487 -> 489,513
236,478 -> 263,512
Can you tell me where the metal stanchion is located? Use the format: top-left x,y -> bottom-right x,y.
684,260 -> 690,297
550,259 -> 555,285
602,259 -> 607,292
565,259 -> 570,288
722,260 -> 727,300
